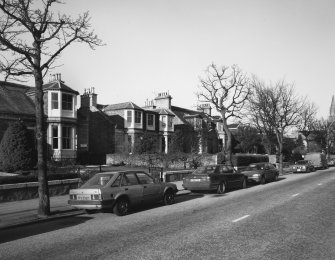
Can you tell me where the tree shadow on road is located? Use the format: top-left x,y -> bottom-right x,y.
0,215 -> 92,244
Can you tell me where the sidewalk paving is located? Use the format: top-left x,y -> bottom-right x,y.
0,181 -> 190,230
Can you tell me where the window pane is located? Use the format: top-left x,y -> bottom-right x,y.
62,126 -> 71,149
52,126 -> 58,149
51,93 -> 58,109
62,94 -> 73,110
127,111 -> 132,122
136,173 -> 154,184
135,111 -> 141,124
148,114 -> 154,126
123,173 -> 139,186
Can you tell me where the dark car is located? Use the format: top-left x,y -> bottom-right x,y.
241,162 -> 279,184
292,160 -> 315,173
68,171 -> 178,216
182,164 -> 247,194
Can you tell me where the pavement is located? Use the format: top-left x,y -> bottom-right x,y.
0,181 -> 190,230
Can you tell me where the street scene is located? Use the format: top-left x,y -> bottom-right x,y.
1,0 -> 335,259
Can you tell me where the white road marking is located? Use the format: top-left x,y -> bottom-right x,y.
318,183 -> 323,186
232,215 -> 250,223
292,193 -> 300,197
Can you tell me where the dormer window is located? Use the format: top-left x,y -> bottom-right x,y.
168,117 -> 173,128
51,93 -> 59,109
62,93 -> 73,110
135,111 -> 141,124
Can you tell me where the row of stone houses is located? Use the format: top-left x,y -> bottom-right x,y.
0,74 -> 229,163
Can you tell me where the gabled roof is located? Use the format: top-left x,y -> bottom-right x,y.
0,81 -> 35,115
42,80 -> 79,95
103,102 -> 144,112
147,108 -> 175,116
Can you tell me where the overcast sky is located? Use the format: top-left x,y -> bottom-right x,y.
38,0 -> 335,118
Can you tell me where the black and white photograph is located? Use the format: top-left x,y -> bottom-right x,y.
0,0 -> 334,259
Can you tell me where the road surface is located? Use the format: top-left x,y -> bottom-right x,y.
1,169 -> 334,259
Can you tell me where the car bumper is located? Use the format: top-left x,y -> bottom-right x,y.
68,199 -> 115,210
247,176 -> 261,182
182,182 -> 217,191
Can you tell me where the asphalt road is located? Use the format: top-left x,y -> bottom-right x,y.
1,169 -> 334,260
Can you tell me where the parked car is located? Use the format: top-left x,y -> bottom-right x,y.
68,171 -> 178,216
241,162 -> 279,184
182,164 -> 247,194
304,153 -> 328,169
292,160 -> 315,173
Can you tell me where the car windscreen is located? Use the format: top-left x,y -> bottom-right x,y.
297,161 -> 308,165
81,173 -> 116,188
245,164 -> 264,171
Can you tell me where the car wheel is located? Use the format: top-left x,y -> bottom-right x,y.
241,178 -> 247,189
260,176 -> 266,185
113,198 -> 129,216
217,182 -> 226,194
164,190 -> 175,205
274,174 -> 279,182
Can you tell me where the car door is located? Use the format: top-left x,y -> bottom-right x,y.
220,165 -> 240,188
136,172 -> 161,203
120,173 -> 144,205
264,163 -> 273,181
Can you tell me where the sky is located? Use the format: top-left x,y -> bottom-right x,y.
13,0 -> 335,118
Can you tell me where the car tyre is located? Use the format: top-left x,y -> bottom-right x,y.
274,174 -> 279,182
113,198 -> 129,216
164,190 -> 175,205
260,176 -> 266,185
217,182 -> 226,194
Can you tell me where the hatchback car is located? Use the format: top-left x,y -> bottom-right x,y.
292,160 -> 315,173
68,171 -> 178,216
241,162 -> 279,184
182,164 -> 247,194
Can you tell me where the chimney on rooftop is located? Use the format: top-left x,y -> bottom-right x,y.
197,103 -> 212,116
154,91 -> 172,109
80,87 -> 97,108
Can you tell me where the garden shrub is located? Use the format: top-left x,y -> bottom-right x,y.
0,121 -> 37,172
232,154 -> 269,167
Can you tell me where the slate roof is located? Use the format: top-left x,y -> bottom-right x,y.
171,105 -> 207,125
147,108 -> 174,116
103,102 -> 144,112
42,81 -> 79,95
0,81 -> 35,115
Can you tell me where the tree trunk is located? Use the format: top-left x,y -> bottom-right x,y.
221,112 -> 232,166
34,69 -> 50,217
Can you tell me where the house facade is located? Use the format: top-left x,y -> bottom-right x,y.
0,77 -> 225,163
0,74 -> 78,160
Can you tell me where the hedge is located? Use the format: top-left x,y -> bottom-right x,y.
232,154 -> 269,167
0,173 -> 80,185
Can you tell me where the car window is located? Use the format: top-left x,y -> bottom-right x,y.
193,166 -> 207,175
246,164 -> 264,170
81,173 -> 115,188
111,175 -> 121,187
220,165 -> 234,173
122,173 -> 139,186
206,166 -> 217,174
136,173 -> 154,184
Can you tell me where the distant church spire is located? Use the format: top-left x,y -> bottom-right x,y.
329,95 -> 335,122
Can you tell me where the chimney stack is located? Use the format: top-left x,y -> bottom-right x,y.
81,87 -> 97,108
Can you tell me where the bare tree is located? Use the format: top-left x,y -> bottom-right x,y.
0,0 -> 103,216
197,63 -> 250,165
248,78 -> 306,174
